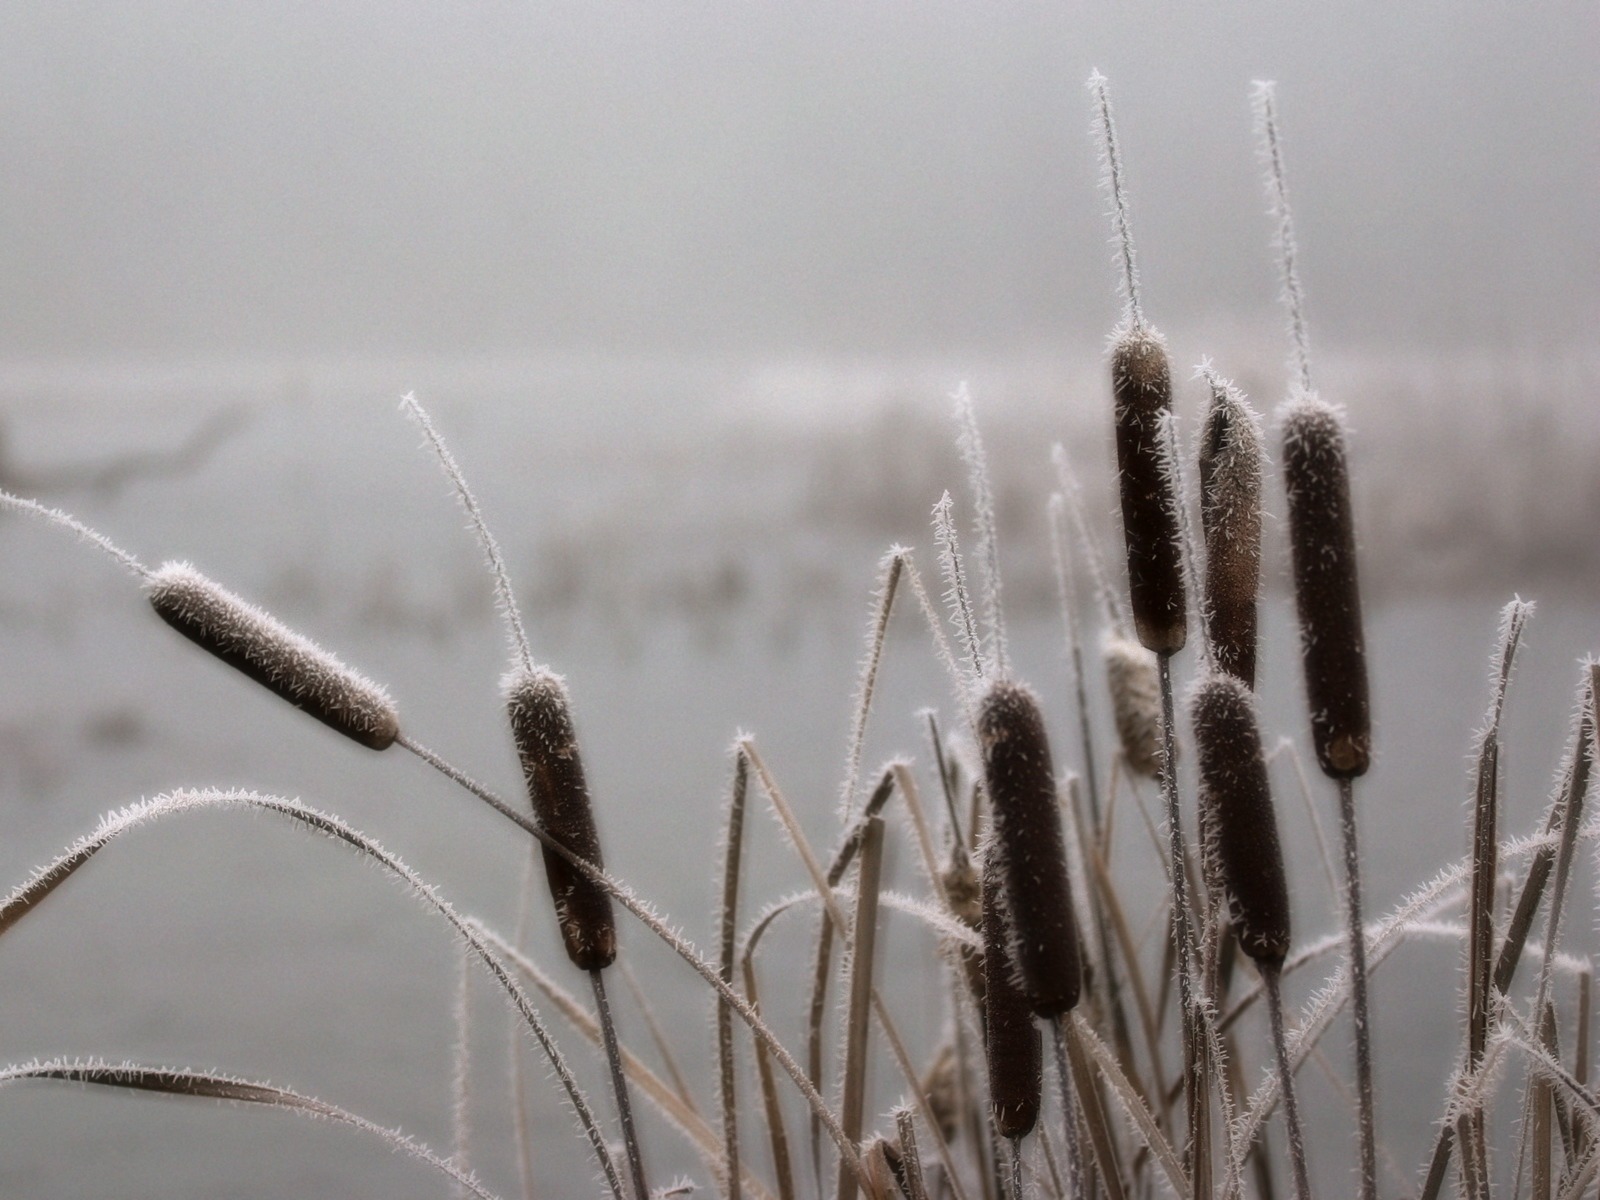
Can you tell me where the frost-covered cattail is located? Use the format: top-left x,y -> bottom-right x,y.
1198,377 -> 1264,688
505,666 -> 616,971
1112,327 -> 1186,656
1190,673 -> 1290,966
1280,396 -> 1370,779
980,847 -> 1041,1139
146,562 -> 399,750
1103,633 -> 1163,778
977,680 -> 1082,1016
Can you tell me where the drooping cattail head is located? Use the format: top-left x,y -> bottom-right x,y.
980,847 -> 1042,1139
1198,377 -> 1265,688
1190,672 -> 1290,966
977,680 -> 1082,1016
146,562 -> 399,750
1112,326 -> 1186,655
1103,632 -> 1163,778
505,666 -> 617,971
1279,395 -> 1371,778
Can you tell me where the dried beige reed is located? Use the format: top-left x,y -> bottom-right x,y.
1112,327 -> 1187,656
504,666 -> 617,972
1280,396 -> 1370,779
980,848 -> 1043,1140
1103,632 -> 1163,778
976,679 -> 1082,1017
146,561 -> 399,750
1197,372 -> 1265,689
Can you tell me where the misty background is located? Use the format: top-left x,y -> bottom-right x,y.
1,5 -> 1599,1196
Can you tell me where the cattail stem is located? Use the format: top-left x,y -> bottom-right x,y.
1049,1022 -> 1087,1200
718,749 -> 751,1200
1159,653 -> 1209,1198
1263,965 -> 1312,1200
1337,776 -> 1376,1200
1007,1140 -> 1024,1200
1252,82 -> 1313,396
592,969 -> 648,1200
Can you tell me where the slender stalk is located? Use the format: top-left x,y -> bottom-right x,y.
837,818 -> 886,1200
1049,1022 -> 1087,1200
719,749 -> 751,1200
1159,653 -> 1209,1199
593,970 -> 648,1200
1007,1142 -> 1024,1200
1264,965 -> 1313,1200
1337,776 -> 1377,1200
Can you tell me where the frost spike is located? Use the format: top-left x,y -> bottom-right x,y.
146,562 -> 398,750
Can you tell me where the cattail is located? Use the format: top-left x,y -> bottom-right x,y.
980,847 -> 1042,1139
146,561 -> 398,750
1112,327 -> 1186,656
1103,633 -> 1162,777
919,1042 -> 963,1147
1280,396 -> 1370,778
1198,376 -> 1264,688
977,680 -> 1082,1016
1190,672 -> 1290,966
505,666 -> 617,971
940,850 -> 986,1011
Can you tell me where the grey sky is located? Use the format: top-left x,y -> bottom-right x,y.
2,2 -> 1593,361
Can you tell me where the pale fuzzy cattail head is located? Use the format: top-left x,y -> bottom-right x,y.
145,562 -> 398,750
1103,632 -> 1163,778
977,679 -> 1082,1016
1111,325 -> 1186,655
1279,395 -> 1371,779
918,1041 -> 963,1147
505,666 -> 617,971
1190,672 -> 1290,966
979,846 -> 1042,1139
1197,372 -> 1265,688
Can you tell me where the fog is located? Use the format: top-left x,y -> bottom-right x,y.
2,2 -> 1594,364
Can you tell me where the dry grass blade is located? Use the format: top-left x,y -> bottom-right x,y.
1059,1019 -> 1128,1200
743,958 -> 798,1200
840,550 -> 907,821
1069,1015 -> 1189,1198
837,817 -> 886,1200
893,1107 -> 931,1200
0,1059 -> 503,1200
0,788 -> 629,1200
482,925 -> 778,1200
719,747 -> 752,1200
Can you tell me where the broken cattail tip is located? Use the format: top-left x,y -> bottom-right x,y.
146,562 -> 399,750
505,665 -> 617,972
977,679 -> 1082,1016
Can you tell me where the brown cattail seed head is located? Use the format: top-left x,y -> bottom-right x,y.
146,562 -> 399,750
919,1042 -> 963,1147
977,680 -> 1082,1016
1104,633 -> 1163,778
980,849 -> 1042,1139
1198,382 -> 1264,688
1190,673 -> 1290,966
505,666 -> 617,971
1280,396 -> 1371,778
1112,327 -> 1186,655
